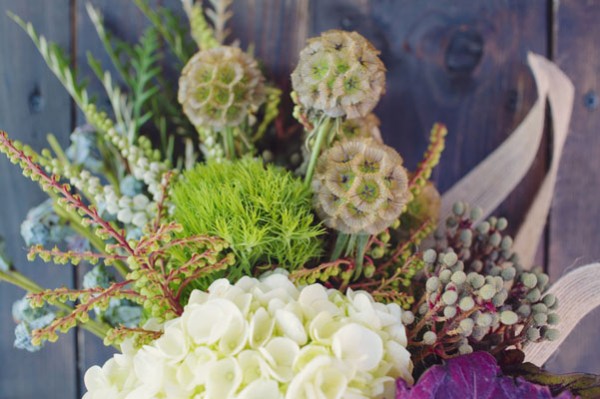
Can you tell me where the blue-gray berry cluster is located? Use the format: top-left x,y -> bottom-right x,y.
405,203 -> 559,361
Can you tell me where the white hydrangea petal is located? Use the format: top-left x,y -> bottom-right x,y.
83,365 -> 110,392
237,350 -> 268,386
208,278 -> 233,296
308,311 -> 342,344
261,337 -> 299,382
249,308 -> 275,348
235,275 -> 259,291
188,290 -> 209,305
206,358 -> 242,399
83,273 -> 413,399
155,324 -> 188,363
383,340 -> 414,385
236,379 -> 282,399
275,309 -> 307,345
293,345 -> 331,374
219,316 -> 248,355
315,366 -> 349,399
133,347 -> 163,387
185,299 -> 243,344
260,273 -> 299,297
332,323 -> 383,372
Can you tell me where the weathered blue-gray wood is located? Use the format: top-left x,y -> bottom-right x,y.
0,1 -> 599,397
73,0 -> 159,381
0,1 -> 78,398
545,0 -> 600,375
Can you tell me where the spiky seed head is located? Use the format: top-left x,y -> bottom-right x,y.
312,138 -> 410,234
291,30 -> 386,119
178,46 -> 266,129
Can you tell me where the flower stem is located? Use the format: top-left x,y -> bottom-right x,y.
304,117 -> 333,187
0,269 -> 116,347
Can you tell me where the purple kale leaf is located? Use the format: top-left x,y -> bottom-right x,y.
396,352 -> 576,399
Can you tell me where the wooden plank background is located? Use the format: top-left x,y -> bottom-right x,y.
0,0 -> 598,397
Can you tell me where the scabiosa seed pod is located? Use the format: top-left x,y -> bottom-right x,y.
178,46 -> 266,129
339,113 -> 383,143
291,30 -> 386,119
312,138 -> 410,235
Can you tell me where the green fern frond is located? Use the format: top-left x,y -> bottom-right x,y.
133,0 -> 194,62
129,28 -> 161,142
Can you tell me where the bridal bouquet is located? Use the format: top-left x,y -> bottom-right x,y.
1,1 -> 598,398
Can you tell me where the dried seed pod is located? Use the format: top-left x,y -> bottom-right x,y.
291,30 -> 386,119
178,46 -> 266,129
338,113 -> 383,143
312,138 -> 410,234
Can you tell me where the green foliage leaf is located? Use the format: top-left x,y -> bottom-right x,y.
504,361 -> 600,399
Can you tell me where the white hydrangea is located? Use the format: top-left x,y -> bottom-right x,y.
83,272 -> 413,399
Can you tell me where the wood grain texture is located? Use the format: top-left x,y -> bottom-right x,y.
0,0 -> 599,396
72,0 -> 156,382
545,0 -> 600,375
0,1 -> 77,398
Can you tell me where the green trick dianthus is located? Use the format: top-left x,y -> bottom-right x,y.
170,158 -> 324,279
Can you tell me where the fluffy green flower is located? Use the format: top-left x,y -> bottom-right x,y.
171,158 -> 324,277
83,272 -> 413,399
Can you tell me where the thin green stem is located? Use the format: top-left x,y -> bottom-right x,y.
304,117 -> 333,187
51,199 -> 130,278
0,269 -> 43,292
46,134 -> 70,167
331,233 -> 350,261
353,233 -> 370,280
0,269 -> 117,348
223,128 -> 236,160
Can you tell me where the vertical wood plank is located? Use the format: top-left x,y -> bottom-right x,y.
545,0 -> 600,375
312,0 -> 549,239
73,0 -> 157,386
0,1 -> 77,398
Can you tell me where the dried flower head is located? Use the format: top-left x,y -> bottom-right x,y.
178,46 -> 266,129
339,113 -> 383,143
291,30 -> 386,119
312,138 -> 410,235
